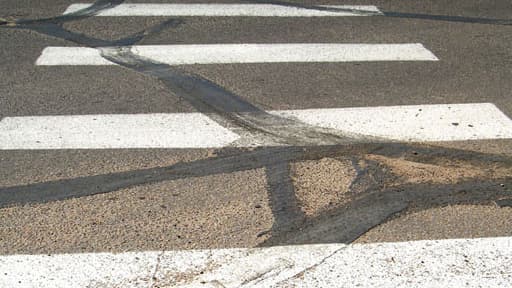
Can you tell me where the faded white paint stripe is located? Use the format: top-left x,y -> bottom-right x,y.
0,114 -> 240,149
0,103 -> 511,149
63,4 -> 382,17
35,44 -> 439,66
0,237 -> 511,287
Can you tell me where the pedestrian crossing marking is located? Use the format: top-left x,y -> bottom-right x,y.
274,103 -> 512,142
35,44 -> 439,66
0,113 -> 240,149
63,3 -> 382,17
1,103 -> 510,150
1,237 -> 510,287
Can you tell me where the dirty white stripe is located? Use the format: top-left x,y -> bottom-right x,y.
64,4 -> 382,17
0,114 -> 240,149
0,103 -> 511,149
35,44 -> 439,66
1,237 -> 511,287
271,103 -> 512,142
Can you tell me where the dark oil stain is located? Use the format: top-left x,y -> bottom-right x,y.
1,0 -> 511,247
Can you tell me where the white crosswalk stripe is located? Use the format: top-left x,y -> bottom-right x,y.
64,3 -> 382,17
1,237 -> 511,287
36,44 -> 439,66
1,103 -> 511,150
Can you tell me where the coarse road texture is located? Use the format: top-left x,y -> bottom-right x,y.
0,0 -> 511,286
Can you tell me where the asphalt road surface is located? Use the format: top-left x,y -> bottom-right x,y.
0,0 -> 511,286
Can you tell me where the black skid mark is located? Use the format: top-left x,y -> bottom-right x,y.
382,11 -> 512,26
0,146 -> 335,208
0,144 -> 374,207
1,143 -> 510,202
245,0 -> 512,25
2,3 -> 357,240
0,142 -> 511,245
100,49 -> 262,115
347,157 -> 393,196
99,48 -> 358,146
3,0 -> 183,48
6,0 -> 363,146
261,176 -> 512,246
3,0 -> 363,147
496,198 -> 512,207
11,17 -> 183,49
25,23 -> 113,47
265,161 -> 305,233
12,0 -> 126,26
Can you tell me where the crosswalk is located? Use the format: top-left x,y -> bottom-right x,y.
2,103 -> 512,149
4,1 -> 510,150
1,1 -> 512,287
36,44 -> 439,65
64,3 -> 383,17
2,237 -> 512,287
